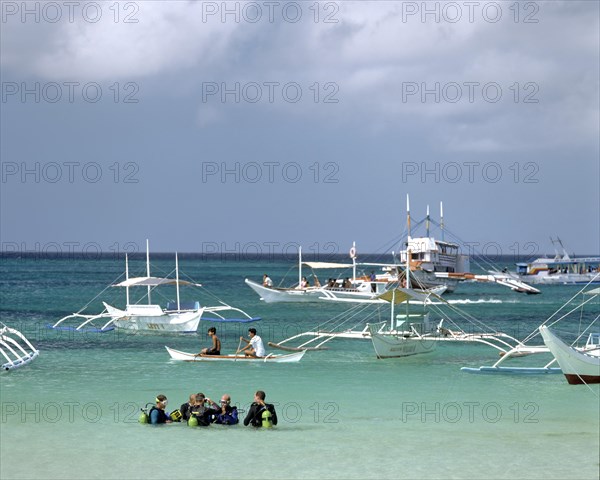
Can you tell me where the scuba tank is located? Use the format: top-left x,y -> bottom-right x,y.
138,403 -> 153,424
261,408 -> 273,428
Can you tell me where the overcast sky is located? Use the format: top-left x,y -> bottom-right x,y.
1,1 -> 598,258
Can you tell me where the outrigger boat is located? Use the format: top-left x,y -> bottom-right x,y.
165,346 -> 305,363
52,241 -> 259,333
512,237 -> 600,285
268,267 -> 527,359
539,326 -> 600,385
1,323 -> 39,371
367,252 -> 439,358
245,243 -> 446,304
462,280 -> 599,376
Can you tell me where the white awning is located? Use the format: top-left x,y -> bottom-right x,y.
377,289 -> 410,304
112,277 -> 201,287
302,262 -> 354,269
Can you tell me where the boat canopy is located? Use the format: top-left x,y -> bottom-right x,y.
112,276 -> 201,288
377,289 -> 411,304
302,262 -> 354,269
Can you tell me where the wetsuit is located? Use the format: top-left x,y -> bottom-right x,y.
149,406 -> 169,424
243,403 -> 277,427
213,406 -> 239,425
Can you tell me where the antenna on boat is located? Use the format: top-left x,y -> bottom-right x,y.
146,239 -> 151,304
440,201 -> 444,241
426,205 -> 430,237
125,253 -> 130,306
298,245 -> 302,288
175,252 -> 181,312
406,194 -> 411,239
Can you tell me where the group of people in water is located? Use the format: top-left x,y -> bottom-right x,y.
145,390 -> 278,428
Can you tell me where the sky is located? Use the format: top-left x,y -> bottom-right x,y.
1,0 -> 599,259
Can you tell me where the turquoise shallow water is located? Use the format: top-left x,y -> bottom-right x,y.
1,256 -> 599,480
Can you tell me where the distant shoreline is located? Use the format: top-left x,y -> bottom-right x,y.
1,252 -> 597,263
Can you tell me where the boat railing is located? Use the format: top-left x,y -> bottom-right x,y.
1,324 -> 40,371
585,333 -> 600,348
165,301 -> 201,312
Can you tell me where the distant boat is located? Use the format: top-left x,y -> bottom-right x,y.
367,253 -> 438,359
52,240 -> 259,333
539,326 -> 600,385
1,323 -> 39,371
246,243 -> 411,304
514,237 -> 600,285
396,196 -> 540,294
165,346 -> 305,363
269,254 -> 525,359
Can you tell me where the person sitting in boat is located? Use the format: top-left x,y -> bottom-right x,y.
300,276 -> 310,288
189,393 -> 220,427
239,328 -> 266,357
212,394 -> 239,425
243,390 -> 278,428
263,274 -> 273,288
200,327 -> 221,355
327,278 -> 335,289
179,393 -> 198,422
342,278 -> 352,289
149,394 -> 172,424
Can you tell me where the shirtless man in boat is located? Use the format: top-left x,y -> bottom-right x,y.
200,327 -> 221,355
239,328 -> 266,358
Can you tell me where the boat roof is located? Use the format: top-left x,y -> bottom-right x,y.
521,257 -> 600,266
302,262 -> 354,269
112,276 -> 201,287
303,261 -> 398,269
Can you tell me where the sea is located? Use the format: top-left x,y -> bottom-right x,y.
1,253 -> 599,480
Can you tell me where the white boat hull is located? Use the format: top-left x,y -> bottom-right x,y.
409,270 -> 459,293
245,278 -> 386,304
105,303 -> 203,333
165,346 -> 305,363
519,273 -> 600,285
368,324 -> 437,359
539,326 -> 600,384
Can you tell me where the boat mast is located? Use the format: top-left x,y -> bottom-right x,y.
426,205 -> 430,237
146,239 -> 151,304
298,245 -> 302,288
125,253 -> 130,306
175,252 -> 180,311
406,194 -> 411,240
440,201 -> 444,242
352,241 -> 356,282
405,246 -> 411,324
390,287 -> 395,330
